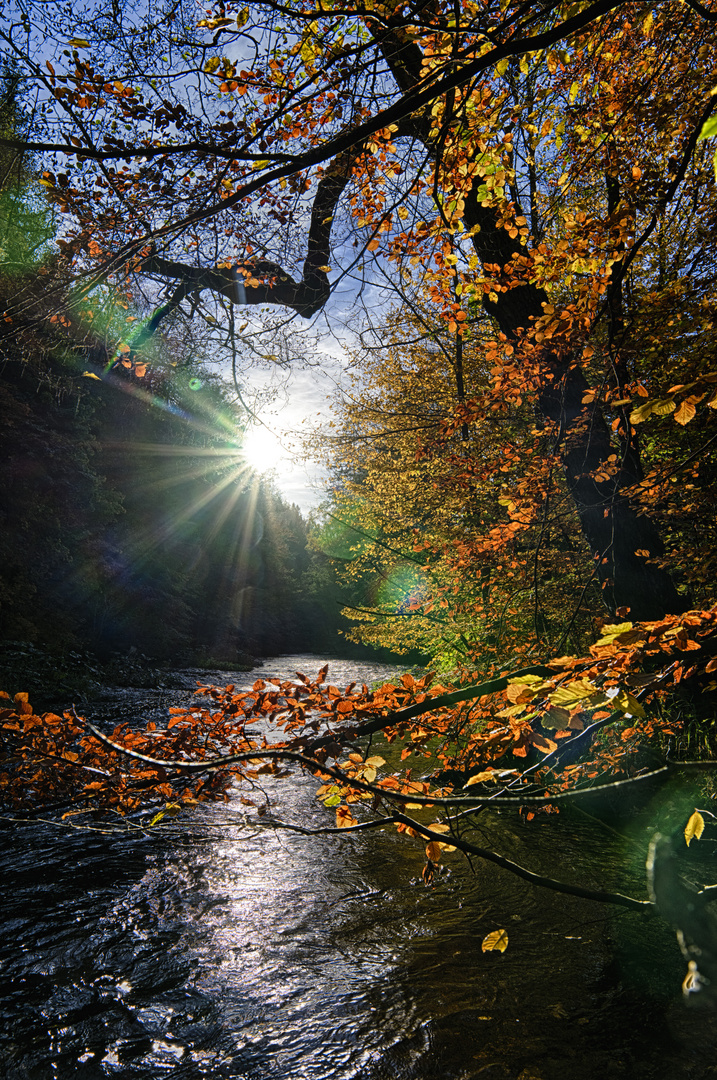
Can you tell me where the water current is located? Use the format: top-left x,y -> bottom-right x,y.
2,655 -> 717,1079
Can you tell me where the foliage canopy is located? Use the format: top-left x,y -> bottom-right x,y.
4,0 -> 717,994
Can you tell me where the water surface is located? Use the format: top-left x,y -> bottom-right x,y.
1,656 -> 715,1079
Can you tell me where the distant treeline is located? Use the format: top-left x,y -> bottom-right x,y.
0,315 -> 355,663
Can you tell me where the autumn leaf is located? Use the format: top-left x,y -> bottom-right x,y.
540,706 -> 572,730
596,622 -> 634,645
674,399 -> 697,426
685,810 -> 705,847
336,805 -> 357,828
482,929 -> 509,953
549,680 -> 602,707
464,770 -> 499,787
610,689 -> 645,719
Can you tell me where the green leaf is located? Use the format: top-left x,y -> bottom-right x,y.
698,116 -> 717,141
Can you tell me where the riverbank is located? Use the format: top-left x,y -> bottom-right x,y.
0,639 -> 260,712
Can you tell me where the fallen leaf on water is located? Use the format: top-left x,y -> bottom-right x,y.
482,929 -> 509,953
685,810 -> 705,846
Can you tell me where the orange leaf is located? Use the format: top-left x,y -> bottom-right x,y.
336,805 -> 357,828
674,399 -> 696,425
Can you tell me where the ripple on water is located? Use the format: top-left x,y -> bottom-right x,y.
1,656 -> 716,1079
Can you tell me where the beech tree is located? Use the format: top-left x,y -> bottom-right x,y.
4,0 -> 717,619
313,302 -> 600,666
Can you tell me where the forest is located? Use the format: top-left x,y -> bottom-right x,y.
4,0 -> 717,1007
0,69 -> 374,676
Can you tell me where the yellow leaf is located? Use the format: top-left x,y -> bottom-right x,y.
464,770 -> 499,787
685,810 -> 705,847
611,689 -> 645,719
596,621 -> 634,645
82,371 -> 101,380
68,37 -> 90,48
482,929 -> 509,953
364,756 -> 385,767
549,679 -> 600,707
630,401 -> 654,424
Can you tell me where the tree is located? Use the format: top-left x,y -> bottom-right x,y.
6,0 -> 717,997
313,300 -> 603,667
4,0 -> 717,617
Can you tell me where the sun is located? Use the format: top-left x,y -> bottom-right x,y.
240,424 -> 286,475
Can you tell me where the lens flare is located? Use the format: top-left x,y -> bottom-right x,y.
241,425 -> 286,475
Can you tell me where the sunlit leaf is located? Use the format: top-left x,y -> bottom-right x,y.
611,689 -> 645,718
82,371 -> 101,380
699,116 -> 717,141
549,680 -> 601,707
596,622 -> 633,645
630,401 -> 655,424
336,805 -> 357,828
674,399 -> 696,426
685,810 -> 705,847
482,929 -> 509,953
464,770 -> 499,787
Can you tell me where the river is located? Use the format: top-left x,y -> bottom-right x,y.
1,655 -> 716,1079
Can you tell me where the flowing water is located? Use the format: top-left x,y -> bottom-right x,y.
1,656 -> 716,1080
